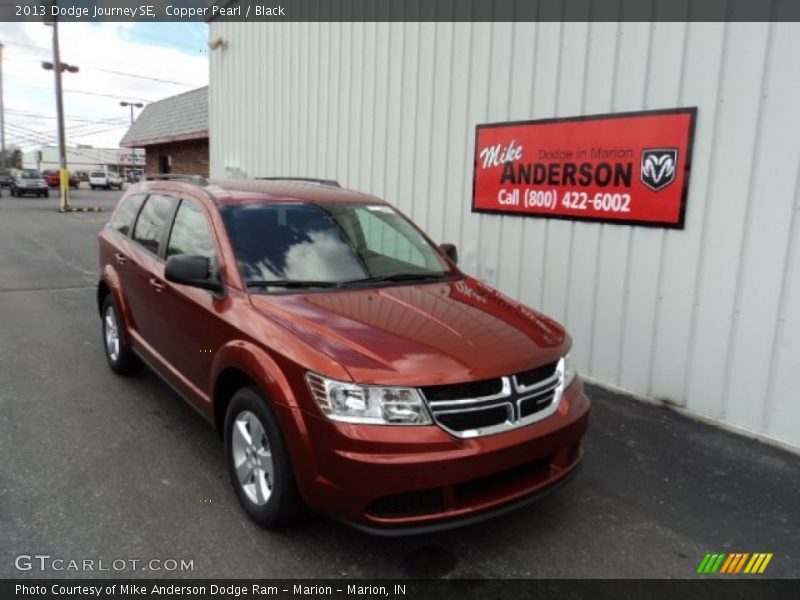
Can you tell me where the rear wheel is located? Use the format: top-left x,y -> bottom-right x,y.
225,387 -> 303,529
101,295 -> 140,375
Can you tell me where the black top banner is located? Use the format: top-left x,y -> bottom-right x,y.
2,0 -> 799,22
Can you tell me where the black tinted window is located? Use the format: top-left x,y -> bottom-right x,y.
167,201 -> 216,263
132,194 -> 175,254
109,194 -> 146,236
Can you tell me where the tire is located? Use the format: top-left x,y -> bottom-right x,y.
90,185 -> 96,190
225,386 -> 303,529
106,185 -> 111,190
43,190 -> 49,198
101,294 -> 140,376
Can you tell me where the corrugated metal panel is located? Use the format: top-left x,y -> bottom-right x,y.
209,21 -> 800,448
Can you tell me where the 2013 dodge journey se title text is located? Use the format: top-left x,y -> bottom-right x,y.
97,176 -> 590,534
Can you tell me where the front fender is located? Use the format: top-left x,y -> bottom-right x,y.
211,339 -> 301,409
210,340 -> 319,496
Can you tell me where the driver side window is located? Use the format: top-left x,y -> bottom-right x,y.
167,200 -> 217,270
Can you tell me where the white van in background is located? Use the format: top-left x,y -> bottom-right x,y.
89,170 -> 123,191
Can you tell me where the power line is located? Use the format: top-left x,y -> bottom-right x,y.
6,109 -> 129,124
63,89 -> 153,103
7,129 -> 137,167
2,40 -> 200,87
95,68 -> 196,87
6,122 -> 130,156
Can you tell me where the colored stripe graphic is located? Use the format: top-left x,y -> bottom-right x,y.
697,554 -> 712,573
701,553 -> 726,573
759,554 -> 773,573
719,554 -> 737,574
734,553 -> 750,573
700,552 -> 773,575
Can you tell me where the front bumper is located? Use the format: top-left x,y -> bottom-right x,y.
279,377 -> 590,533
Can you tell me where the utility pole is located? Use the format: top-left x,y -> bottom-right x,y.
120,100 -> 143,178
120,101 -> 143,125
0,42 -> 6,169
51,14 -> 69,211
43,10 -> 78,211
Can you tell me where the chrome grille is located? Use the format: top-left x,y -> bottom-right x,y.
421,359 -> 565,438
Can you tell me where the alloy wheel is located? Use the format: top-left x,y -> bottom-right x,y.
103,304 -> 120,362
231,410 -> 274,506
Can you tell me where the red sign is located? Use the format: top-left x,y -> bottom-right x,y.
472,108 -> 696,229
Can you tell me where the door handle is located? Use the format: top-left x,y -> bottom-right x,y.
149,278 -> 165,293
114,253 -> 127,265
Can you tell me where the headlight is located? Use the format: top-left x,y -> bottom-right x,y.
560,353 -> 577,389
305,372 -> 432,425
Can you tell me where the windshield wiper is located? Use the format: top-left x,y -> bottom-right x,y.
346,272 -> 450,284
246,279 -> 343,289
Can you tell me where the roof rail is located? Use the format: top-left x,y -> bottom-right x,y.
255,176 -> 340,187
145,174 -> 207,184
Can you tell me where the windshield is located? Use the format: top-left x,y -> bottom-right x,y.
221,202 -> 455,289
90,171 -> 106,177
21,170 -> 41,179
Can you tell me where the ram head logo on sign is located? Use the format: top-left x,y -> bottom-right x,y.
641,148 -> 678,191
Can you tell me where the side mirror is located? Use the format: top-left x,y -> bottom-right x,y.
440,243 -> 458,265
165,255 -> 223,293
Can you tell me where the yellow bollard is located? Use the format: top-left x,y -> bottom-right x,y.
59,168 -> 70,212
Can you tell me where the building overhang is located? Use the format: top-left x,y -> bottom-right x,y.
120,130 -> 209,148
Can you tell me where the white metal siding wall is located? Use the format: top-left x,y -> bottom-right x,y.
209,21 -> 800,448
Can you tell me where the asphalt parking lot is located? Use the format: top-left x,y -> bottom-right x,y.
0,187 -> 798,579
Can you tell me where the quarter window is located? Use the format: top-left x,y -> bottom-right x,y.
109,194 -> 146,236
167,201 -> 216,265
132,194 -> 175,254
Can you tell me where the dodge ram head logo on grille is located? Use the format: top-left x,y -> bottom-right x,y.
641,148 -> 678,191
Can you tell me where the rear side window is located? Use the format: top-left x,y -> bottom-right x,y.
109,194 -> 146,236
132,194 -> 175,254
167,201 -> 216,264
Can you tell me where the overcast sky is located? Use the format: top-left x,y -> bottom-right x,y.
1,21 -> 209,150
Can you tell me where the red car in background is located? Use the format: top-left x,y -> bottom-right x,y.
96,176 -> 591,534
43,170 -> 81,189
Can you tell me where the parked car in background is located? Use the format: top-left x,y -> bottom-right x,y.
97,176 -> 590,534
10,170 -> 49,197
43,170 -> 81,189
89,170 -> 123,190
125,169 -> 143,183
74,170 -> 89,182
0,168 -> 14,188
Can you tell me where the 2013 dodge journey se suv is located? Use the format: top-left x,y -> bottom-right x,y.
97,176 -> 590,534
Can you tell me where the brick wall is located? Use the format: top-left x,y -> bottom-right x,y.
143,139 -> 209,177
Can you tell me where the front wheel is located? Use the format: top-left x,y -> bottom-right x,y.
225,387 -> 303,529
43,190 -> 49,198
101,295 -> 140,375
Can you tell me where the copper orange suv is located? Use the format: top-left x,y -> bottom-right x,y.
97,175 -> 590,534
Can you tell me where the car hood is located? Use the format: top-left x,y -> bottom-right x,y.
249,277 -> 569,386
